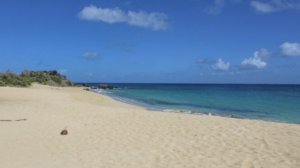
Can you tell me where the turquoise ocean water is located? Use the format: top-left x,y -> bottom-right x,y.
82,83 -> 300,124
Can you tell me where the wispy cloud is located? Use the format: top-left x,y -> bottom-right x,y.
125,1 -> 131,6
58,69 -> 67,74
197,58 -> 217,64
212,58 -> 230,70
205,0 -> 226,14
275,63 -> 295,68
37,60 -> 43,66
82,52 -> 99,60
78,5 -> 169,31
250,0 -> 300,13
119,42 -> 135,47
122,48 -> 134,53
106,41 -> 135,52
87,72 -> 93,76
205,0 -> 242,14
250,1 -> 277,13
198,58 -> 230,71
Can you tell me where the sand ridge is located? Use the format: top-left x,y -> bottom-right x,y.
0,83 -> 300,168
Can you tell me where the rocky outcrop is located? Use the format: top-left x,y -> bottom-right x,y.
27,70 -> 75,87
98,84 -> 117,90
61,80 -> 75,87
82,84 -> 118,91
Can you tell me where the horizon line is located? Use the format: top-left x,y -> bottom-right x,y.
73,82 -> 300,85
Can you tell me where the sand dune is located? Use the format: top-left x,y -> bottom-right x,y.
0,83 -> 300,168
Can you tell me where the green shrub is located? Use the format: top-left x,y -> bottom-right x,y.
0,74 -> 9,82
0,74 -> 12,85
35,74 -> 48,84
52,77 -> 62,85
10,78 -> 20,85
22,76 -> 33,86
0,70 -> 34,86
0,70 -> 69,87
18,76 -> 33,86
0,80 -> 6,86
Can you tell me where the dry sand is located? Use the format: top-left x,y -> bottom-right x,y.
0,83 -> 300,168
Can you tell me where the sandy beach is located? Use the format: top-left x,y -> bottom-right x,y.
0,83 -> 300,168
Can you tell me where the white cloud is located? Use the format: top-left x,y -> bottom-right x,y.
58,69 -> 67,74
212,58 -> 230,70
205,0 -> 225,14
280,42 -> 300,56
82,52 -> 98,60
242,55 -> 266,69
78,5 -> 169,31
250,1 -> 276,13
241,48 -> 270,69
250,0 -> 300,13
87,72 -> 93,76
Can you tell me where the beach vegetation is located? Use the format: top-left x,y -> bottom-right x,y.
0,69 -> 74,87
21,70 -> 30,76
52,76 -> 62,85
34,73 -> 48,84
0,71 -> 32,86
21,76 -> 34,86
0,80 -> 6,86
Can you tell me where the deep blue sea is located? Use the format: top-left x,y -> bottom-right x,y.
79,83 -> 300,124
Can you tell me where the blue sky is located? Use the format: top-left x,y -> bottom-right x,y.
0,0 -> 300,83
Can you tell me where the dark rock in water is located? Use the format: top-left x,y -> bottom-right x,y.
98,84 -> 108,89
91,86 -> 98,89
61,130 -> 68,135
82,83 -> 90,87
98,84 -> 118,90
99,84 -> 107,87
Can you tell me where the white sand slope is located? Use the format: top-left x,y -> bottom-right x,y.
0,83 -> 300,168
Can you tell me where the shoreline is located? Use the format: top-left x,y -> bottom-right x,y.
90,88 -> 300,125
91,88 -> 245,117
1,83 -> 300,167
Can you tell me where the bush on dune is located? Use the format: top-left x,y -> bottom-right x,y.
0,80 -> 6,86
0,69 -> 73,87
52,76 -> 62,85
0,69 -> 34,87
21,76 -> 33,86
